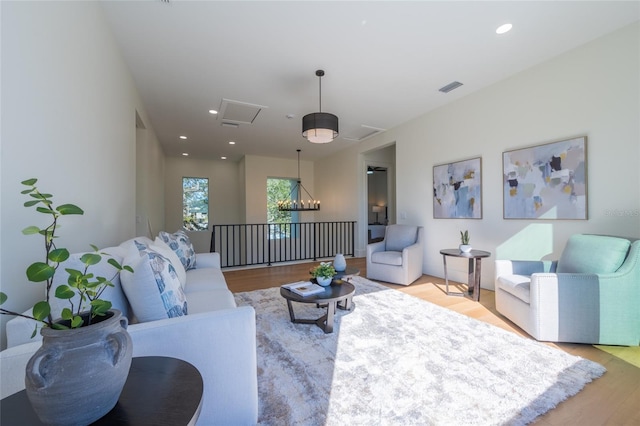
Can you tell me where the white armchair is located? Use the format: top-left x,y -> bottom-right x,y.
366,225 -> 424,286
495,234 -> 640,346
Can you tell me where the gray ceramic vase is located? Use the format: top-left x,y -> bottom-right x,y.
25,309 -> 133,426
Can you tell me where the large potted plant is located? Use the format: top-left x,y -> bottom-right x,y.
0,178 -> 134,426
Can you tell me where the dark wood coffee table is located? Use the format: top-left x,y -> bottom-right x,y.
281,280 -> 355,333
0,356 -> 203,426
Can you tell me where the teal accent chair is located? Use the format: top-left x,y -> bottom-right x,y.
494,234 -> 640,346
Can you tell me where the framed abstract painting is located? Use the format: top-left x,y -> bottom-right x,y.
433,157 -> 482,219
503,136 -> 587,220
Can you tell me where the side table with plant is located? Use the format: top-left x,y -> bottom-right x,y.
0,178 -> 134,426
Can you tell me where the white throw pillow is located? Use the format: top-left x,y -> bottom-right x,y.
151,237 -> 187,289
121,243 -> 188,323
158,230 -> 197,270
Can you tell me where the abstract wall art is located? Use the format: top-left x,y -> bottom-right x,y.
503,136 -> 587,220
433,157 -> 482,219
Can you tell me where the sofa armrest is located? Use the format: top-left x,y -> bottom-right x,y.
127,306 -> 257,426
195,252 -> 221,269
366,240 -> 385,258
495,259 -> 556,279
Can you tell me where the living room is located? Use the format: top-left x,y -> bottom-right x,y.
1,1 -> 639,424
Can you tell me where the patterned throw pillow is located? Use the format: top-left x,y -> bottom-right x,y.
120,241 -> 188,322
158,230 -> 197,270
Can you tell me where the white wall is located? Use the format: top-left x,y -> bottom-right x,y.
164,157 -> 242,253
0,1 -> 164,349
316,22 -> 640,287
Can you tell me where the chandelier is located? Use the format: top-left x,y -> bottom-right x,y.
302,70 -> 338,144
277,150 -> 320,211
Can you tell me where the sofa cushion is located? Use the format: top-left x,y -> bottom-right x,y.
371,251 -> 403,266
185,289 -> 237,312
184,268 -> 229,293
158,230 -> 197,270
121,243 -> 188,323
497,274 -> 531,304
385,225 -> 418,252
557,235 -> 631,274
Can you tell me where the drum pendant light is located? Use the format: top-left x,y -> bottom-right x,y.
302,70 -> 338,143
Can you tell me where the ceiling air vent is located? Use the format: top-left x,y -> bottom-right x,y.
438,81 -> 463,93
343,125 -> 386,142
218,98 -> 267,125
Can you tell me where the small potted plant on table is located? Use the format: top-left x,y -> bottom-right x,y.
311,262 -> 337,287
459,230 -> 472,253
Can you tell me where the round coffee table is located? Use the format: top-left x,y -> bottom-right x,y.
280,280 -> 355,333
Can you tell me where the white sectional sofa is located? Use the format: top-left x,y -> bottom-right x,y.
1,234 -> 258,425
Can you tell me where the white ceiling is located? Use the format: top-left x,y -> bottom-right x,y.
100,1 -> 639,162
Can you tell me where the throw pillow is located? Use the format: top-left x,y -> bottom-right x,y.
556,234 -> 631,274
158,230 -> 197,270
121,244 -> 188,323
151,237 -> 187,289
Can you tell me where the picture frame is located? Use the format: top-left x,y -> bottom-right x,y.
433,157 -> 482,219
502,136 -> 587,220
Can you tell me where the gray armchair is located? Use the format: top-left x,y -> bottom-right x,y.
366,225 -> 424,286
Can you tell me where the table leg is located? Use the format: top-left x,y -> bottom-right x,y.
286,299 -> 296,322
473,258 -> 482,302
467,258 -> 474,296
323,302 -> 336,333
443,255 -> 450,294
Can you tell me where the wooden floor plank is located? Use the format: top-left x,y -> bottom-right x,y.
223,257 -> 640,425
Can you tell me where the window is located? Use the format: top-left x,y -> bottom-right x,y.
183,177 -> 209,231
266,178 -> 299,239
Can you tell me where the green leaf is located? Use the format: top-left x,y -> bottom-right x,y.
0,292 -> 7,305
80,253 -> 101,266
107,258 -> 122,269
60,308 -> 73,320
36,206 -> 55,215
70,316 -> 83,328
32,301 -> 51,321
22,226 -> 41,235
91,300 -> 112,316
30,325 -> 38,338
23,200 -> 40,207
90,244 -> 99,252
21,188 -> 34,195
56,204 -> 84,215
49,248 -> 70,263
26,262 -> 55,282
21,178 -> 37,186
55,285 -> 75,300
123,265 -> 134,273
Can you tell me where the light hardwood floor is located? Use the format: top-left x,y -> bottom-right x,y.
223,257 -> 640,425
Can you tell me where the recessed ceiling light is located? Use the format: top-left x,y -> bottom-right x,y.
229,141 -> 236,145
221,156 -> 227,160
182,153 -> 189,156
209,109 -> 218,115
179,136 -> 187,140
496,23 -> 512,34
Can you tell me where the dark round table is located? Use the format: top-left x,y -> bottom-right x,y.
281,280 -> 355,333
0,356 -> 203,426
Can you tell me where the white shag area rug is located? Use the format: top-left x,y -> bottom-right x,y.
235,276 -> 605,426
